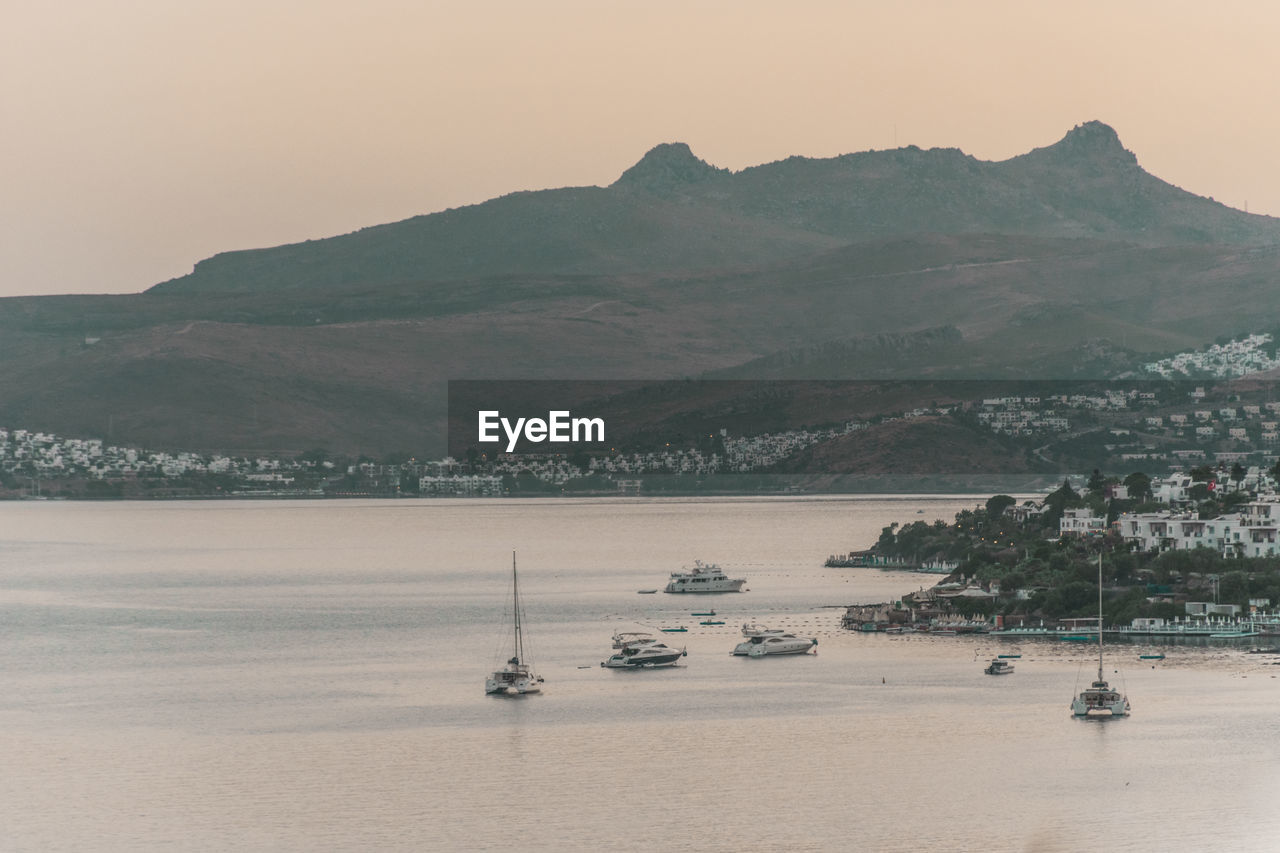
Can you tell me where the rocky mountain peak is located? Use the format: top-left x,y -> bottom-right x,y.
611,142 -> 729,194
1033,120 -> 1137,166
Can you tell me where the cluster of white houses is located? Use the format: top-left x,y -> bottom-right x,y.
1142,333 -> 1280,379
0,427 -> 301,482
977,389 -> 1160,436
1058,492 -> 1280,558
721,421 -> 869,471
977,383 -> 1280,448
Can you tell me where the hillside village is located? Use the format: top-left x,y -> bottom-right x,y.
9,338 -> 1280,499
832,470 -> 1280,635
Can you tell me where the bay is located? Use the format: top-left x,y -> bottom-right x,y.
2,496 -> 1278,852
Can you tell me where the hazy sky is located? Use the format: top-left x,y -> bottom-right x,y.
3,0 -> 1276,298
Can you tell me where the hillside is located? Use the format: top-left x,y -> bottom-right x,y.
5,122 -> 1280,457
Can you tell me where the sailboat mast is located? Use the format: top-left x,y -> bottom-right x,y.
1097,552 -> 1104,683
512,550 -> 524,665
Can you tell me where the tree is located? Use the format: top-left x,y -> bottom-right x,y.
296,447 -> 328,467
1123,471 -> 1152,501
986,494 -> 1016,520
1041,479 -> 1080,529
1087,468 -> 1107,494
1230,462 -> 1246,491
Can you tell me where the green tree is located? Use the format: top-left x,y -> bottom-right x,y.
986,494 -> 1016,520
1122,471 -> 1152,501
296,447 -> 329,467
1230,462 -> 1246,489
1217,571 -> 1250,605
1041,479 -> 1080,529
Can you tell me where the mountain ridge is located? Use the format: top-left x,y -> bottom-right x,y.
8,122 -> 1280,456
148,121 -> 1280,296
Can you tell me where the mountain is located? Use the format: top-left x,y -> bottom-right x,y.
148,121 -> 1280,295
5,121 -> 1280,457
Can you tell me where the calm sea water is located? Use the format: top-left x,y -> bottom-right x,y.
2,496 -> 1279,852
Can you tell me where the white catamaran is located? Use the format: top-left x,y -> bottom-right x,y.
485,551 -> 544,696
1071,553 -> 1130,717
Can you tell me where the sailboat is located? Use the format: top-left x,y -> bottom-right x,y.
485,551 -> 544,696
1071,553 -> 1130,717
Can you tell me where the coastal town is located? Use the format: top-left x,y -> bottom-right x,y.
829,471 -> 1280,640
9,332 -> 1280,499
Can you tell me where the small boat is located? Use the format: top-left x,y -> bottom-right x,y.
1070,554 -> 1130,718
1138,653 -> 1165,660
601,641 -> 686,668
1061,635 -> 1094,642
691,610 -> 716,617
1210,630 -> 1259,638
637,589 -> 658,594
663,560 -> 747,593
985,659 -> 1015,675
699,619 -> 725,626
485,552 -> 544,696
660,626 -> 688,633
997,654 -> 1021,659
733,628 -> 817,657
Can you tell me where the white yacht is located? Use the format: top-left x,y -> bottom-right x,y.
663,560 -> 746,593
733,629 -> 817,657
601,641 -> 686,668
485,552 -> 544,696
1071,554 -> 1130,717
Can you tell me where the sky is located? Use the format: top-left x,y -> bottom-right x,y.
3,0 -> 1277,298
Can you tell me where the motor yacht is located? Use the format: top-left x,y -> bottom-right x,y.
601,641 -> 686,668
733,629 -> 817,657
663,560 -> 746,593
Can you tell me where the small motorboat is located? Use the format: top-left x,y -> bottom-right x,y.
984,659 -> 1015,675
637,589 -> 658,594
660,626 -> 688,633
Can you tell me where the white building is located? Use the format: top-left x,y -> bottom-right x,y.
1059,508 -> 1106,537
